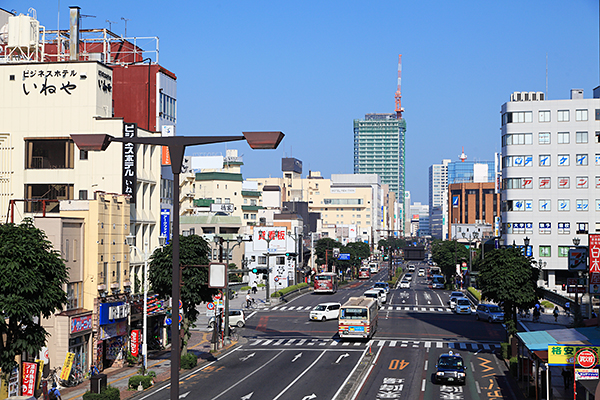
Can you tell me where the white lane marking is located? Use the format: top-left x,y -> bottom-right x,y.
424,341 -> 431,348
421,378 -> 426,391
389,340 -> 397,347
435,292 -> 444,305
475,380 -> 481,394
424,360 -> 428,370
272,306 -> 280,310
273,339 -> 285,346
330,340 -> 339,346
377,340 -> 386,347
436,342 -> 443,348
284,339 -> 296,346
272,351 -> 327,400
296,339 -> 306,346
250,340 -> 262,346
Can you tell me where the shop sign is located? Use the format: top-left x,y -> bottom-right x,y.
60,352 -> 75,381
71,314 -> 93,334
122,123 -> 137,204
21,362 -> 38,396
576,369 -> 599,380
577,349 -> 597,369
130,330 -> 140,357
549,345 -> 600,366
99,301 -> 129,325
99,320 -> 127,340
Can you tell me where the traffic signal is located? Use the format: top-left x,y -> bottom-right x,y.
285,252 -> 297,258
252,267 -> 269,274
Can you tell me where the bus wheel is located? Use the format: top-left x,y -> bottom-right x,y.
322,316 -> 326,321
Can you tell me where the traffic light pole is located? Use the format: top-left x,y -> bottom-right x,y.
265,253 -> 270,303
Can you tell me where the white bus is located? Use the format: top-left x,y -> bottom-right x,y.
369,262 -> 379,274
338,297 -> 378,339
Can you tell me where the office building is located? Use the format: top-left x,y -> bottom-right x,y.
501,89 -> 600,290
429,159 -> 450,239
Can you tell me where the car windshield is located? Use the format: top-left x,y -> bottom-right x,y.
489,306 -> 502,313
406,274 -> 412,277
314,305 -> 326,311
451,292 -> 463,297
438,357 -> 463,368
457,299 -> 470,306
364,292 -> 377,298
374,283 -> 386,288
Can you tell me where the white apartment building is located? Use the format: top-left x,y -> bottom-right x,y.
501,89 -> 600,289
429,159 -> 451,239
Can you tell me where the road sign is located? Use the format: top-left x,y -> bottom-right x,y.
338,253 -> 351,261
165,317 -> 172,326
213,293 -> 222,301
569,247 -> 588,271
567,286 -> 586,294
206,302 -> 215,310
577,349 -> 597,368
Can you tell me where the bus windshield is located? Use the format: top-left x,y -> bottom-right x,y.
315,276 -> 332,281
340,308 -> 368,319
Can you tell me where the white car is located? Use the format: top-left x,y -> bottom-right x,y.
371,287 -> 387,303
408,265 -> 416,272
309,302 -> 341,321
404,273 -> 413,281
400,280 -> 410,289
455,298 -> 472,314
363,289 -> 383,307
418,268 -> 425,277
208,309 -> 245,328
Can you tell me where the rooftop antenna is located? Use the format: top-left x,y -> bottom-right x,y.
459,147 -> 467,162
80,14 -> 96,29
105,19 -> 118,32
121,17 -> 130,37
394,54 -> 404,118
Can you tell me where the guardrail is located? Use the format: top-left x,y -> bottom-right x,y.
539,287 -> 579,313
278,285 -> 312,303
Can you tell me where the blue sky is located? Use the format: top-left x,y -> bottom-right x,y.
4,1 -> 599,204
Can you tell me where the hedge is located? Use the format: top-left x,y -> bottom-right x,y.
82,385 -> 120,400
181,353 -> 198,369
467,287 -> 481,301
128,375 -> 153,390
271,283 -> 308,297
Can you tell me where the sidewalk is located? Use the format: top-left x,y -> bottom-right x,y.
59,287 -> 275,400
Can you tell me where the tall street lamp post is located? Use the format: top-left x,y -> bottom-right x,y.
71,130 -> 283,400
126,235 -> 166,374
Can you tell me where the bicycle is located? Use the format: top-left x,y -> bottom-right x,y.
244,298 -> 257,310
43,366 -> 62,389
229,327 -> 240,341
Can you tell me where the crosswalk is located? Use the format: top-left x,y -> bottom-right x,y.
247,338 -> 500,351
266,305 -> 453,313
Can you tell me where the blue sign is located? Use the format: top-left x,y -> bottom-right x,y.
338,253 -> 351,261
165,317 -> 172,326
160,208 -> 170,244
452,196 -> 459,207
98,301 -> 127,326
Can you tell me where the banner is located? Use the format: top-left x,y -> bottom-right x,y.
60,352 -> 75,381
548,345 -> 600,366
21,362 -> 38,396
130,329 -> 140,357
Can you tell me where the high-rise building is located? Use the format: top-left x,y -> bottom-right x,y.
501,88 -> 600,291
429,159 -> 451,239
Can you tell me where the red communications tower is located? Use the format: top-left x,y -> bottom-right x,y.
395,54 -> 404,118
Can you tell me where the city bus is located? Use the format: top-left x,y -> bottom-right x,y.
313,272 -> 338,294
369,262 -> 379,274
338,297 -> 378,339
358,267 -> 371,279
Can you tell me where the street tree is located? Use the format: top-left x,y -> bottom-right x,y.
149,234 -> 217,356
477,247 -> 540,335
0,219 -> 69,382
431,240 -> 468,284
315,238 -> 342,270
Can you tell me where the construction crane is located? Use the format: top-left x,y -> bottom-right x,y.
394,54 -> 404,118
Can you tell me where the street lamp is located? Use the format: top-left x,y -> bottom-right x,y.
126,235 -> 166,374
71,130 -> 283,400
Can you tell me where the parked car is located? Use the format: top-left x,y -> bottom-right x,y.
434,351 -> 466,385
208,309 -> 245,329
399,280 -> 410,289
454,298 -> 472,314
373,281 -> 390,293
309,302 -> 341,321
475,303 -> 505,323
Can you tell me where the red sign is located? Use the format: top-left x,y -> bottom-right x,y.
578,349 -> 597,368
213,293 -> 222,301
590,234 -> 600,274
130,329 -> 140,357
21,362 -> 38,396
70,314 -> 93,334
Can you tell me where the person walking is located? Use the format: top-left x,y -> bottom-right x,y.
553,306 -> 559,322
251,281 -> 257,295
48,382 -> 62,400
565,301 -> 571,317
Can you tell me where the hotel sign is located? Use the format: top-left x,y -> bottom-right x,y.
122,123 -> 137,203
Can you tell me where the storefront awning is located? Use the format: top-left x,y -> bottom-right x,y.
516,331 -> 558,351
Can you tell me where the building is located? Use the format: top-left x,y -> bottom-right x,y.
448,182 -> 500,235
448,160 -> 497,184
429,159 -> 451,239
409,202 -> 429,237
501,88 -> 600,290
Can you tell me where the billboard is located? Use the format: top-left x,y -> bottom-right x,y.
122,123 -> 137,203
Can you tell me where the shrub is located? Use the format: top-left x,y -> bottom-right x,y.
467,287 -> 481,301
541,300 -> 553,309
500,342 -> 510,359
509,356 -> 518,376
128,375 -> 153,390
126,351 -> 138,367
82,385 -> 120,400
271,283 -> 309,297
181,353 -> 198,369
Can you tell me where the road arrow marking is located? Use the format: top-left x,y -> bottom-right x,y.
302,394 -> 317,400
241,393 -> 253,400
240,353 -> 256,362
292,353 -> 302,362
179,392 -> 190,399
335,353 -> 350,364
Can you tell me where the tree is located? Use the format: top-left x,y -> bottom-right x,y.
315,238 -> 342,269
149,234 -> 217,356
346,241 -> 370,264
0,219 -> 69,381
477,247 -> 540,335
431,240 -> 468,284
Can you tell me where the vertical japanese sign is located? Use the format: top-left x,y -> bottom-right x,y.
130,329 -> 140,357
589,234 -> 600,292
21,362 -> 38,396
123,123 -> 137,204
60,352 -> 75,381
160,208 -> 170,244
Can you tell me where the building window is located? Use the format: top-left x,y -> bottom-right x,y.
539,222 -> 551,234
24,184 -> 73,213
577,222 -> 589,234
506,111 -> 533,123
576,177 -> 589,188
224,198 -> 230,204
504,178 -> 533,189
80,150 -> 88,160
576,199 -> 589,211
539,155 -> 550,167
276,256 -> 285,265
576,154 -> 588,166
258,256 -> 267,265
502,133 -> 533,146
557,110 -> 570,122
215,198 -> 222,204
539,246 -> 551,257
597,199 -> 600,211
539,110 -> 551,122
557,132 -> 570,144
557,154 -> 570,166
250,214 -> 257,220
558,199 -> 570,211
558,177 -> 570,189
576,109 -> 588,121
558,246 -> 570,257
576,131 -> 588,143
78,190 -> 88,200
25,139 -> 75,169
66,282 -> 81,310
539,199 -> 551,211
244,213 -> 249,220
558,222 -> 571,234
504,155 -> 532,167
538,132 -> 550,144
65,239 -> 69,261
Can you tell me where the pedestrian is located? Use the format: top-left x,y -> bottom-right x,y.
246,291 -> 252,308
533,307 -> 540,322
561,368 -> 570,389
553,306 -> 559,322
48,382 -> 62,400
251,281 -> 257,295
565,301 -> 571,316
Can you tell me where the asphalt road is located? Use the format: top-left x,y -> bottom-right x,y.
139,261 -> 513,400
